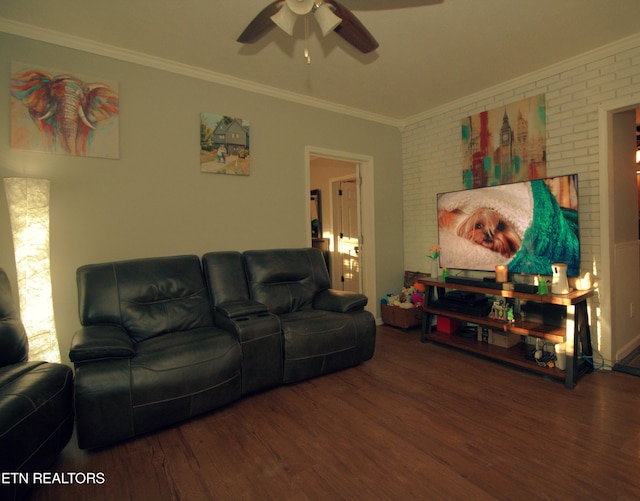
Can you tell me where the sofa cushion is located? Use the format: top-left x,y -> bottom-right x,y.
279,310 -> 357,382
131,327 -> 242,434
77,255 -> 214,343
202,251 -> 252,307
243,248 -> 331,315
131,327 -> 241,408
74,326 -> 242,449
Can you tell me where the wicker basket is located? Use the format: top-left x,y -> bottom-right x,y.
381,304 -> 423,329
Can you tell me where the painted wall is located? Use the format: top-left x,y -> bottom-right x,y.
0,32 -> 404,364
402,33 -> 640,365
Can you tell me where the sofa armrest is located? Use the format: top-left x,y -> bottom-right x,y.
216,300 -> 268,319
69,325 -> 135,364
313,289 -> 368,313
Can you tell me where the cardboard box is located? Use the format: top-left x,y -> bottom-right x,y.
381,304 -> 422,329
436,316 -> 461,334
488,330 -> 521,348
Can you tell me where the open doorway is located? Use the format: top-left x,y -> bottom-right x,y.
331,176 -> 360,292
306,147 -> 376,316
309,157 -> 358,289
598,102 -> 640,365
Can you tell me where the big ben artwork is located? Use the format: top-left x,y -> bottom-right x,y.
461,94 -> 546,188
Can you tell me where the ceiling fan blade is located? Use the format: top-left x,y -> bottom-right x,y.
338,0 -> 440,10
237,1 -> 285,44
326,0 -> 379,53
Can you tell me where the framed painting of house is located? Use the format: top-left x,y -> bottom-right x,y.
200,113 -> 250,176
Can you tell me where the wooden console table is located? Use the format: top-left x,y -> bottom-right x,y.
419,278 -> 594,388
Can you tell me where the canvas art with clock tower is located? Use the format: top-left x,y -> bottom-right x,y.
461,94 -> 546,188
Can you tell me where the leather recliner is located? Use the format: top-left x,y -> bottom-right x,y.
70,255 -> 242,450
241,248 -> 376,383
0,268 -> 74,501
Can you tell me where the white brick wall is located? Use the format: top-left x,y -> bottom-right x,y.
401,33 -> 640,363
402,34 -> 640,277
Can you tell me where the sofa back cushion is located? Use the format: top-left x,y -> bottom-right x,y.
0,268 -> 28,366
202,251 -> 250,306
77,255 -> 214,343
243,248 -> 331,315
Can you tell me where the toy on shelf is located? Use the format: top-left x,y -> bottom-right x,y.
488,298 -> 515,323
536,274 -> 549,295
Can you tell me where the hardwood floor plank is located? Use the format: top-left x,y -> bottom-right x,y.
26,326 -> 640,500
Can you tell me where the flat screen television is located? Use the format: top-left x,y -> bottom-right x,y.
437,174 -> 580,277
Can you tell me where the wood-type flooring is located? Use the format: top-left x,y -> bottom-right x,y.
26,325 -> 640,500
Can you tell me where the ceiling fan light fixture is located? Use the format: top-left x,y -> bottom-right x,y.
242,0 -> 378,54
314,3 -> 342,37
286,0 -> 315,15
271,4 -> 298,36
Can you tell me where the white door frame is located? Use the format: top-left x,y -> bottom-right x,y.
598,97 -> 640,365
305,146 -> 376,317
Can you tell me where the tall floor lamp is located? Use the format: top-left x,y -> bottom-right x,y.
4,177 -> 60,362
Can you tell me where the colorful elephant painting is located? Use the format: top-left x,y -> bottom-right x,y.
10,64 -> 119,158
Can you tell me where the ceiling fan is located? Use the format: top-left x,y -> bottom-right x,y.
237,0 -> 379,54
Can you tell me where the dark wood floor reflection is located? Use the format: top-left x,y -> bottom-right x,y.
28,325 -> 640,500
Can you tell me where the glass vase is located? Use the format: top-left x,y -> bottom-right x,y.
430,259 -> 439,279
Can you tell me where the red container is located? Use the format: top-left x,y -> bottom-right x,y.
436,316 -> 461,334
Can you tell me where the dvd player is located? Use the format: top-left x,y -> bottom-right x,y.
444,290 -> 488,305
431,298 -> 491,317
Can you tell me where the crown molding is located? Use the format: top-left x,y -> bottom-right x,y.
3,17 -> 637,131
0,17 -> 403,129
401,31 -> 640,127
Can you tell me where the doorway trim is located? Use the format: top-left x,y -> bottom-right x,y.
598,96 -> 640,364
305,146 -> 376,317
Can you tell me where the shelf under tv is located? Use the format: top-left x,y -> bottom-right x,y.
425,330 -> 563,381
418,278 -> 594,388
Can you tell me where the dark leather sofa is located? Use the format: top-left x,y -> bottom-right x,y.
71,248 -> 376,450
0,268 -> 74,501
204,249 -> 376,383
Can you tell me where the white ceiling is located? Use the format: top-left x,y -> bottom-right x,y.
2,0 -> 640,125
